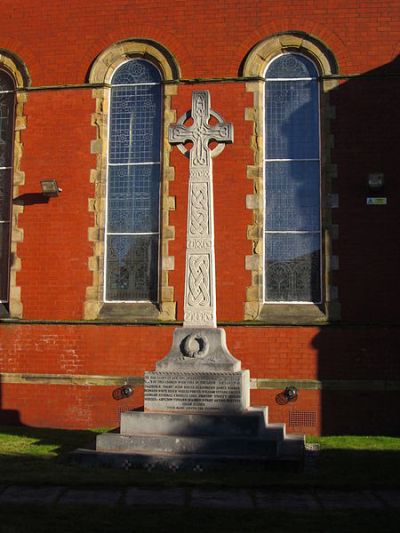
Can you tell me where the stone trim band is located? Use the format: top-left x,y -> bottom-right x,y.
2,373 -> 399,391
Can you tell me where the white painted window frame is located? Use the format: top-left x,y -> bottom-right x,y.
262,52 -> 322,304
103,60 -> 163,304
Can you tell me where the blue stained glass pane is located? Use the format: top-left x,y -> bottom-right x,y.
265,79 -> 319,160
106,234 -> 158,301
108,164 -> 160,233
265,233 -> 321,302
106,59 -> 162,302
266,54 -> 318,79
0,70 -> 15,92
109,83 -> 161,164
0,222 -> 10,300
0,168 -> 11,220
0,91 -> 15,167
265,161 -> 320,231
112,59 -> 161,84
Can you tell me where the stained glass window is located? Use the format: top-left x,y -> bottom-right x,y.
264,54 -> 321,302
105,59 -> 162,301
0,70 -> 15,303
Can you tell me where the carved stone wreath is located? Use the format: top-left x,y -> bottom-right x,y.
182,333 -> 210,359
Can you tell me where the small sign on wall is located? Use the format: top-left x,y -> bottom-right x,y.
367,197 -> 387,205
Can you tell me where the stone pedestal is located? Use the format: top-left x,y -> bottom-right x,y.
155,328 -> 240,372
144,327 -> 249,413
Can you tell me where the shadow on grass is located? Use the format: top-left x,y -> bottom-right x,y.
0,425 -> 98,455
1,426 -> 400,490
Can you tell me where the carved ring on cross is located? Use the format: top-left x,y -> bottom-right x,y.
182,333 -> 210,359
174,110 -> 229,159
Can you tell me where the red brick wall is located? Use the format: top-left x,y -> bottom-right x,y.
1,324 -> 399,433
17,91 -> 94,319
0,0 -> 399,433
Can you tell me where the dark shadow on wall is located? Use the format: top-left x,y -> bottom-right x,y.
0,374 -> 22,425
327,55 -> 400,323
313,324 -> 400,435
13,193 -> 50,206
312,52 -> 400,436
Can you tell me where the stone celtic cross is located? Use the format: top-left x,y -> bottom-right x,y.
169,91 -> 233,328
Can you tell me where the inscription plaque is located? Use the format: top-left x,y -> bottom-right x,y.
144,371 -> 249,412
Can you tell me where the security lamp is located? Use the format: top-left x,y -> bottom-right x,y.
112,385 -> 134,400
40,179 -> 62,197
275,386 -> 298,405
367,172 -> 384,192
284,386 -> 298,402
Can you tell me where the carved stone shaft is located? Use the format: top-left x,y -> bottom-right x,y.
169,91 -> 233,328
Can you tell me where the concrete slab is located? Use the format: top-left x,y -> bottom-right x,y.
190,489 -> 254,509
254,490 -> 320,510
317,490 -> 383,510
373,490 -> 400,508
59,489 -> 121,506
125,488 -> 186,507
0,485 -> 63,505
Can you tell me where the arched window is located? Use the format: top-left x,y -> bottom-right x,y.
86,40 -> 179,320
264,53 -> 321,303
0,70 -> 15,304
105,59 -> 162,302
242,33 -> 339,322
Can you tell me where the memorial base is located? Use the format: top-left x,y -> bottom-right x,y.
72,408 -> 304,471
75,326 -> 305,470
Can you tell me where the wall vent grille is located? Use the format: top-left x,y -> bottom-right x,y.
289,410 -> 317,427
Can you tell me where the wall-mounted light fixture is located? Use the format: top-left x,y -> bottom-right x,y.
275,386 -> 298,405
367,172 -> 384,192
40,179 -> 62,197
112,385 -> 134,400
366,172 -> 387,205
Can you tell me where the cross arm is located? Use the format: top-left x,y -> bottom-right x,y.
169,123 -> 193,145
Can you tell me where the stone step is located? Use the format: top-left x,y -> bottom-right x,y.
72,447 -> 300,472
278,434 -> 305,458
96,433 -> 279,457
120,408 -> 277,438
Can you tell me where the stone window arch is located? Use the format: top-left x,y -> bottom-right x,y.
242,33 -> 340,323
0,51 -> 29,318
85,40 -> 179,321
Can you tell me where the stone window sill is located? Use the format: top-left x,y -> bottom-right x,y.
255,302 -> 340,325
98,302 -> 162,322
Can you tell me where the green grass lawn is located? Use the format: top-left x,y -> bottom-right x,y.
0,425 -> 400,489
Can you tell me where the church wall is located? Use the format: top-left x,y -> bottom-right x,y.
1,324 -> 399,434
17,90 -> 95,319
0,0 -> 399,434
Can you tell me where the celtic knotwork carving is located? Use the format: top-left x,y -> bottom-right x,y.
168,91 -> 233,163
193,91 -> 207,117
190,169 -> 208,180
168,91 -> 234,327
192,131 -> 208,167
190,183 -> 209,236
184,311 -> 213,323
188,255 -> 210,307
182,333 -> 210,359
